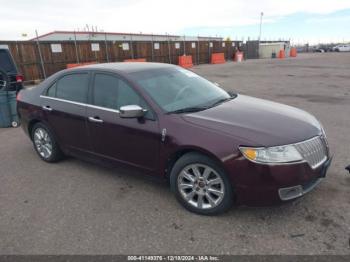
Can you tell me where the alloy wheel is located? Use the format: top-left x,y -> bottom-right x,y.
177,164 -> 225,209
33,128 -> 53,159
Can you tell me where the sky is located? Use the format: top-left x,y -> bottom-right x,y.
0,0 -> 350,44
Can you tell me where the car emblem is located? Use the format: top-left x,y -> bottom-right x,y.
161,128 -> 167,142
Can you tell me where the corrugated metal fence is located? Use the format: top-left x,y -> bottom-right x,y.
1,40 -> 245,83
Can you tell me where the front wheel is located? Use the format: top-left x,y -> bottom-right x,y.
170,152 -> 234,215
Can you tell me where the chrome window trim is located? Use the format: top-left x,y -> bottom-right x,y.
40,95 -> 120,114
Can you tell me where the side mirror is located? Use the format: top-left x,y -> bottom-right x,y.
119,105 -> 147,118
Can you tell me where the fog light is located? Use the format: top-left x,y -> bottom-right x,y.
278,185 -> 303,201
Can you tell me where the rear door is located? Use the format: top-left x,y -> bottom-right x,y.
86,72 -> 160,172
41,72 -> 91,153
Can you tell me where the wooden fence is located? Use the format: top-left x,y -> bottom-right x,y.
1,40 -> 244,83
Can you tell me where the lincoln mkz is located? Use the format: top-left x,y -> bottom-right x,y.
17,63 -> 332,215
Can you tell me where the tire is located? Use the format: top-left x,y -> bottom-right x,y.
170,152 -> 234,215
31,122 -> 64,162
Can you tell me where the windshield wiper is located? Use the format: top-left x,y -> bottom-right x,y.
167,106 -> 210,114
167,94 -> 237,114
209,94 -> 237,108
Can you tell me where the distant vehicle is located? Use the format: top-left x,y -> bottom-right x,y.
333,44 -> 350,52
0,47 -> 24,92
313,45 -> 335,53
17,63 -> 332,215
313,48 -> 325,53
320,46 -> 333,52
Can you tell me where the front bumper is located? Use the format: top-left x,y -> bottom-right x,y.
278,157 -> 331,201
225,155 -> 332,206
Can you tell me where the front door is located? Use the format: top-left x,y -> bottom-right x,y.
86,72 -> 160,172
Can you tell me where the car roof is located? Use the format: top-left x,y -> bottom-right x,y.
72,62 -> 176,74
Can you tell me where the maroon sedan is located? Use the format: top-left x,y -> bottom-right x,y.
17,63 -> 331,215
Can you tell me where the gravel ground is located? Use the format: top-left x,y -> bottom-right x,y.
0,53 -> 349,255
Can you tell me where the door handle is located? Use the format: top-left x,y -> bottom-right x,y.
42,105 -> 53,112
88,116 -> 104,123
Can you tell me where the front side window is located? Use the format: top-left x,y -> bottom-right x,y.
117,80 -> 147,108
93,74 -> 119,109
46,82 -> 57,97
55,73 -> 89,103
92,73 -> 153,118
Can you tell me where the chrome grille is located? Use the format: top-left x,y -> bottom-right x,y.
294,136 -> 328,169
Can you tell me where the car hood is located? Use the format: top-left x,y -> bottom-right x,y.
182,95 -> 322,147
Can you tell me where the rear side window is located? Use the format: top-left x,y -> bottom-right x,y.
55,73 -> 89,103
0,50 -> 16,73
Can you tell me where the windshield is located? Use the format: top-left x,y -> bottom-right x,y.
129,67 -> 232,113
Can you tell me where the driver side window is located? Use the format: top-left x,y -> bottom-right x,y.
92,73 -> 154,119
93,74 -> 119,110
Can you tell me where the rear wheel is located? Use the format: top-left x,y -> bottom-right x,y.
31,123 -> 63,162
11,121 -> 19,128
170,152 -> 234,215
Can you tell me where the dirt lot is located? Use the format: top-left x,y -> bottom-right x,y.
0,53 -> 349,255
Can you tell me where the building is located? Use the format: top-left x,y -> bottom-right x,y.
259,42 -> 290,58
31,31 -> 223,42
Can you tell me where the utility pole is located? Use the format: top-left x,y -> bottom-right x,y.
259,12 -> 264,42
167,33 -> 171,64
104,32 -> 109,62
73,30 -> 80,63
35,30 -> 46,79
183,35 -> 186,56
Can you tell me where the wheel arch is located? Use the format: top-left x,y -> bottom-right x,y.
164,146 -> 227,181
28,119 -> 42,140
28,119 -> 61,147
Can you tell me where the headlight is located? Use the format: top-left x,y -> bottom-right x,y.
239,145 -> 303,163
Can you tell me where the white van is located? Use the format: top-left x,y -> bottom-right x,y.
333,44 -> 350,52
